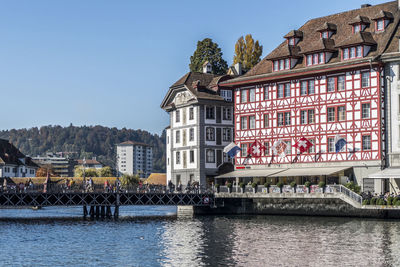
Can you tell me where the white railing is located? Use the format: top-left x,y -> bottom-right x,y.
331,185 -> 363,205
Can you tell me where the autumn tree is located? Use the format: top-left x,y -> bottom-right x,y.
121,174 -> 140,186
233,34 -> 263,72
97,166 -> 113,177
74,166 -> 98,177
189,38 -> 228,75
36,165 -> 56,177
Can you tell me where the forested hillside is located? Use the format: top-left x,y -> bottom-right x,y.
0,125 -> 166,172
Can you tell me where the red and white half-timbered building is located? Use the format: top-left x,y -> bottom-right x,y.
219,1 -> 400,193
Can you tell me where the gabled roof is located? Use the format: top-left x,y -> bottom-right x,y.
336,31 -> 377,47
317,22 -> 337,32
223,1 -> 400,84
302,38 -> 336,54
349,15 -> 371,25
373,10 -> 394,20
265,45 -> 301,60
0,139 -> 38,168
284,30 -> 303,38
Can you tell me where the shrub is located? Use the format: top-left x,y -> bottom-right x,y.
395,200 -> 400,206
264,182 -> 271,188
251,182 -> 257,188
214,184 -> 220,189
370,198 -> 377,205
393,197 -> 399,204
239,182 -> 245,188
387,196 -> 394,206
290,181 -> 297,188
318,181 -> 326,188
276,182 -> 284,188
377,198 -> 386,205
226,183 -> 232,188
304,181 -> 311,188
362,199 -> 370,205
121,174 -> 140,186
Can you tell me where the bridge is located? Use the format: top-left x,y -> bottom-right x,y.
0,184 -> 214,219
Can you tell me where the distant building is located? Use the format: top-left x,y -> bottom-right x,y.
0,139 -> 39,177
161,62 -> 237,186
116,141 -> 153,178
75,158 -> 104,170
32,153 -> 75,177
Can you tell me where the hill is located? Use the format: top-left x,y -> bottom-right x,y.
0,125 -> 166,173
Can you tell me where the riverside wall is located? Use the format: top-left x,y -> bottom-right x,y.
195,194 -> 400,219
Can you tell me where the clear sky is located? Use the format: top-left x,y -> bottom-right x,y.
0,0 -> 386,134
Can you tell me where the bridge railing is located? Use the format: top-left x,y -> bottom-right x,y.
0,184 -> 213,194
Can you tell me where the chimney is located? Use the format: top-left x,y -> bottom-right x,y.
234,62 -> 243,75
202,61 -> 212,73
361,4 -> 371,8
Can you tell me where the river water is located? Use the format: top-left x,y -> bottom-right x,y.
1,206 -> 400,267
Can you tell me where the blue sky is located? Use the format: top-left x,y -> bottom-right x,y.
0,0 -> 385,134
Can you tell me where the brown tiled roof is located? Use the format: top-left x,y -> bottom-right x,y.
349,15 -> 371,25
336,31 -> 377,47
144,173 -> 166,185
229,1 -> 400,80
118,141 -> 151,147
284,30 -> 303,38
373,10 -> 394,19
302,38 -> 336,53
0,139 -> 38,168
265,45 -> 301,60
317,22 -> 337,32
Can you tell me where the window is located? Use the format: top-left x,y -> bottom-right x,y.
189,128 -> 194,141
206,127 -> 215,141
190,150 -> 194,163
301,110 -> 307,125
206,149 -> 215,163
239,144 -> 247,158
285,58 -> 290,69
264,142 -> 270,155
176,152 -> 181,164
322,31 -> 328,38
176,110 -> 180,123
328,137 -> 335,152
313,54 -> 318,65
223,107 -> 231,120
319,52 -> 324,64
278,84 -> 284,98
307,55 -> 312,66
189,108 -> 194,120
338,106 -> 346,121
308,139 -> 315,153
241,90 -> 248,103
377,19 -> 384,31
362,103 -> 370,119
327,77 -> 335,92
279,59 -> 284,70
284,112 -> 291,126
350,47 -> 356,58
284,83 -> 291,97
354,24 -> 360,33
308,109 -> 315,124
206,106 -> 215,119
362,135 -> 371,150
327,107 -> 335,122
362,72 -> 370,88
301,81 -> 307,95
338,76 -> 345,91
307,53 -> 325,66
241,117 -> 248,130
223,128 -> 231,142
284,140 -> 292,155
249,116 -> 256,129
277,113 -> 284,126
289,38 -> 295,45
308,80 -> 315,94
176,130 -> 180,143
263,114 -> 269,127
220,90 -> 232,101
274,61 -> 279,71
249,88 -> 256,102
356,46 -> 362,57
343,48 -> 349,59
264,86 -> 269,100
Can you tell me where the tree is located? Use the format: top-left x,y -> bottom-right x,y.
233,34 -> 263,72
121,174 -> 140,186
36,165 -> 56,177
189,38 -> 228,75
97,166 -> 113,177
74,166 -> 98,177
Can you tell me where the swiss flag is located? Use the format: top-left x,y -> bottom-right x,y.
294,137 -> 313,154
247,140 -> 266,158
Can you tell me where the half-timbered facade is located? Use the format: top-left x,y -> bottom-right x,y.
219,1 -> 400,193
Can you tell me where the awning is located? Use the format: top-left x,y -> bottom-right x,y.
215,169 -> 285,178
215,166 -> 350,178
368,168 -> 400,179
270,167 -> 351,177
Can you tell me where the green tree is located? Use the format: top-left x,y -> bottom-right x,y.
121,174 -> 140,186
189,38 -> 228,75
233,34 -> 263,72
74,166 -> 98,177
97,166 -> 113,177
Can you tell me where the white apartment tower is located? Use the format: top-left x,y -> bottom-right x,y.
116,141 -> 153,178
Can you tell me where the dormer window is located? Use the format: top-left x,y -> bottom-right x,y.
376,19 -> 384,31
273,58 -> 293,71
306,52 -> 326,66
372,10 -> 393,32
288,38 -> 295,45
322,31 -> 328,38
342,45 -> 364,60
354,24 -> 360,33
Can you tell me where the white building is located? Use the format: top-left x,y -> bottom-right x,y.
0,139 -> 38,178
116,141 -> 153,178
161,62 -> 237,186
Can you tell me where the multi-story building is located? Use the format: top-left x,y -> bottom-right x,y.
32,153 -> 75,177
161,62 -> 236,186
218,1 -> 400,194
116,141 -> 153,178
0,139 -> 38,177
75,158 -> 103,170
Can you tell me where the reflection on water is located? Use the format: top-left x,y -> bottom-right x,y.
0,207 -> 400,266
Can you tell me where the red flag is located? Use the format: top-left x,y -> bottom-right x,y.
247,140 -> 266,158
294,137 -> 313,154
